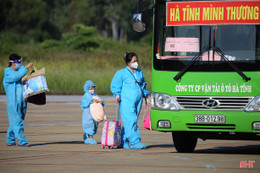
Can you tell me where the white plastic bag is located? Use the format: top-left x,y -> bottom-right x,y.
23,75 -> 49,99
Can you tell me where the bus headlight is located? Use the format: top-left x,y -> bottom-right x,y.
151,92 -> 180,111
245,95 -> 260,112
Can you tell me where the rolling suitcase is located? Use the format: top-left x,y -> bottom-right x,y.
101,99 -> 121,149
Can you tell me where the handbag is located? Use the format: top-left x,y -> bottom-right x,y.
22,66 -> 46,81
143,104 -> 152,130
26,92 -> 46,105
90,96 -> 107,122
22,66 -> 49,99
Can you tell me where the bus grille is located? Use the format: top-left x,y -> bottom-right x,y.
175,96 -> 253,110
186,123 -> 236,130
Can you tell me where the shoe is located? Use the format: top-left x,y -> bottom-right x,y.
120,143 -> 130,149
130,143 -> 147,150
83,133 -> 87,140
19,143 -> 30,147
7,142 -> 16,146
85,138 -> 97,145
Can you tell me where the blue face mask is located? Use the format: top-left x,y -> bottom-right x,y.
14,63 -> 22,70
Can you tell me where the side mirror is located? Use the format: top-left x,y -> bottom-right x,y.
132,13 -> 146,32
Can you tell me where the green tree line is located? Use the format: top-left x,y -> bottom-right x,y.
0,0 -> 152,44
0,0 -> 153,95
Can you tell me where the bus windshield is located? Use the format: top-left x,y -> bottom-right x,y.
154,1 -> 260,72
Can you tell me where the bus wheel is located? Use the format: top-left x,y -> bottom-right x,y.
172,132 -> 197,153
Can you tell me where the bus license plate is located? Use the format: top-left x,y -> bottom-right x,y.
195,114 -> 225,123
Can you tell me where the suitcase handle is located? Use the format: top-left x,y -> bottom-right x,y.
116,98 -> 120,122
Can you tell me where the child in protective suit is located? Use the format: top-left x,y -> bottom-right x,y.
80,80 -> 105,144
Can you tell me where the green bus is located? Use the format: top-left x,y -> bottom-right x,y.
133,0 -> 260,152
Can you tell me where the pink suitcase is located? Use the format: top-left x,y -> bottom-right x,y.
101,99 -> 121,149
101,120 -> 121,149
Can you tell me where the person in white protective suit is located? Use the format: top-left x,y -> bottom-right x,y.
80,80 -> 105,145
3,53 -> 33,147
110,52 -> 150,150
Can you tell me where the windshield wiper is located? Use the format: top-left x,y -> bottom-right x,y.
174,26 -> 251,82
214,47 -> 251,82
174,26 -> 212,82
173,46 -> 209,82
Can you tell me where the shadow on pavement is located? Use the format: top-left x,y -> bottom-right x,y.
147,144 -> 174,149
193,144 -> 260,155
29,141 -> 85,147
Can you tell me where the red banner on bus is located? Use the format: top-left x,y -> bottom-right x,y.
166,1 -> 260,26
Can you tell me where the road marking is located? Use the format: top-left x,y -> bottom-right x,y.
204,164 -> 217,168
170,156 -> 190,160
170,156 -> 217,169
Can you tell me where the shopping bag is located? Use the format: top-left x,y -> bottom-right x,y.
90,96 -> 107,122
143,105 -> 152,130
26,92 -> 46,105
22,66 -> 46,81
22,66 -> 49,99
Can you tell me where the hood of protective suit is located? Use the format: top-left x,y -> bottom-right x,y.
83,80 -> 96,93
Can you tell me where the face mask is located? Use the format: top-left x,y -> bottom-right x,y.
14,63 -> 22,70
89,89 -> 95,95
130,62 -> 138,69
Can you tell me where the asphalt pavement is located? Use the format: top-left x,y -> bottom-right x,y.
0,95 -> 259,173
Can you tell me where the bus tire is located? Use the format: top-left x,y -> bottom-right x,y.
172,132 -> 197,153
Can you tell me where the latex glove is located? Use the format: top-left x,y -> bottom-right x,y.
26,63 -> 33,68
